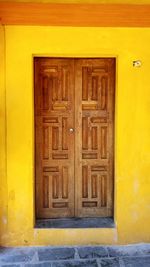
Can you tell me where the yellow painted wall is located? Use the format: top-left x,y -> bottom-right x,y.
0,25 -> 8,246
1,25 -> 150,246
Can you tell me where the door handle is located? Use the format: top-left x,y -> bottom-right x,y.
69,128 -> 74,133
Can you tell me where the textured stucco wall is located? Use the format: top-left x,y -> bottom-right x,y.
1,26 -> 150,246
0,25 -> 8,246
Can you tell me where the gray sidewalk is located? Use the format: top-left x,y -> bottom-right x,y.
0,244 -> 150,267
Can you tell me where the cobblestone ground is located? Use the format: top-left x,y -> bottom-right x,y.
0,244 -> 150,267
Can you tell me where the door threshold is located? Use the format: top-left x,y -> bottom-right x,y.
35,217 -> 115,229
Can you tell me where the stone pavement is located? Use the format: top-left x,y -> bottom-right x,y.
0,244 -> 150,267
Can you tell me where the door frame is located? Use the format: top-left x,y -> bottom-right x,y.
33,56 -> 116,221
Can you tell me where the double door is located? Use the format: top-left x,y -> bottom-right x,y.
35,58 -> 115,218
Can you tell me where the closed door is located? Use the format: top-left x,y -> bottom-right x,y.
35,58 -> 115,219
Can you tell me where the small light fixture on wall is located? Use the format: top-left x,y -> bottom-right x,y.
133,60 -> 142,67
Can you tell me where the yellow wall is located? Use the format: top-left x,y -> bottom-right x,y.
1,25 -> 150,246
0,25 -> 8,246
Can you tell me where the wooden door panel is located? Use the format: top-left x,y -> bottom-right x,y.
35,57 -> 115,219
35,58 -> 75,218
75,58 -> 115,217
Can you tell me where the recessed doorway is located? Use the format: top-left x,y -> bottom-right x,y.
34,58 -> 115,219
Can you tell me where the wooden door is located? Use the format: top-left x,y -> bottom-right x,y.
75,59 -> 115,217
35,58 -> 115,219
35,58 -> 75,218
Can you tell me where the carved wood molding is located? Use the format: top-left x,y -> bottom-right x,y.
0,2 -> 150,27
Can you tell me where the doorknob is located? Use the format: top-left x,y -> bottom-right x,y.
69,128 -> 74,132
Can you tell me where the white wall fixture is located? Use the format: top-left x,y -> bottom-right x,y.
133,60 -> 142,67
